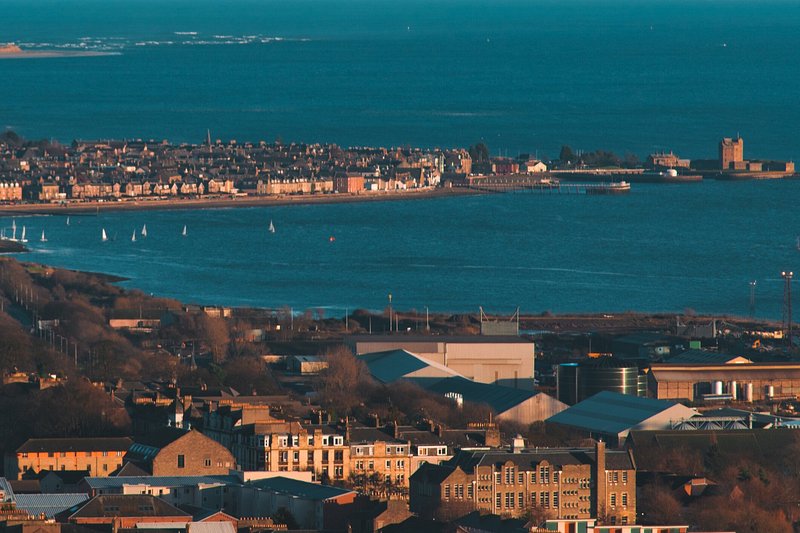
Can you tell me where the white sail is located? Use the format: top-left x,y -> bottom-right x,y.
132,230 -> 137,242
182,225 -> 187,236
102,228 -> 108,242
20,226 -> 27,243
40,229 -> 47,243
141,224 -> 147,237
269,220 -> 275,233
11,219 -> 16,241
66,216 -> 70,226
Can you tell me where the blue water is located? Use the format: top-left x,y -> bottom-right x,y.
4,181 -> 800,318
1,0 -> 800,159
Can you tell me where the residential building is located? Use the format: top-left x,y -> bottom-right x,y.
4,438 -> 132,480
409,441 -> 636,524
57,494 -> 191,528
124,428 -> 235,476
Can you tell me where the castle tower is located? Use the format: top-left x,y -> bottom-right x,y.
720,136 -> 744,169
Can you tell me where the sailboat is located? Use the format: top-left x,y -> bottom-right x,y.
102,228 -> 108,242
182,225 -> 187,237
66,216 -> 70,226
141,224 -> 147,238
40,229 -> 47,243
131,230 -> 137,242
11,219 -> 17,241
19,226 -> 28,243
268,220 -> 275,234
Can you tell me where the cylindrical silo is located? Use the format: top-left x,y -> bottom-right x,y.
714,381 -> 723,395
557,363 -> 580,405
730,381 -> 738,400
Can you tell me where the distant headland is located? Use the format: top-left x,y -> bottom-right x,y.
0,42 -> 116,59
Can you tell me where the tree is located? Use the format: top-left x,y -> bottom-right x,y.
315,345 -> 370,415
559,145 -> 575,163
468,142 -> 489,163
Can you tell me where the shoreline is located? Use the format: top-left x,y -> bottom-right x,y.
0,50 -> 119,59
0,187 -> 480,215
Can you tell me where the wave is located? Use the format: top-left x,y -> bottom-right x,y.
15,34 -> 310,53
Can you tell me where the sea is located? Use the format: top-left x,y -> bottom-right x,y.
2,0 -> 800,318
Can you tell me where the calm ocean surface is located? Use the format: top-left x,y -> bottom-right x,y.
4,181 -> 800,318
1,0 -> 800,159
2,1 -> 800,317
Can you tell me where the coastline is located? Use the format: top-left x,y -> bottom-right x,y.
0,50 -> 119,59
0,187 -> 480,215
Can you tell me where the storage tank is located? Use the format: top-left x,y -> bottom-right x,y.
556,363 -> 580,405
767,385 -> 775,398
730,380 -> 738,400
714,381 -> 723,395
577,356 -> 641,401
745,383 -> 754,402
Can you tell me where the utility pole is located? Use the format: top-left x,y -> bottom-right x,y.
749,280 -> 757,318
425,306 -> 430,332
783,271 -> 793,346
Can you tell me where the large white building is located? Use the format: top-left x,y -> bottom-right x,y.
346,335 -> 535,390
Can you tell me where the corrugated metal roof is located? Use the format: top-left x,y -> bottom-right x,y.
665,350 -> 752,365
248,476 -> 353,501
547,391 -> 697,435
0,477 -> 15,502
83,475 -> 238,489
360,349 -> 461,383
13,493 -> 89,518
424,377 -> 535,413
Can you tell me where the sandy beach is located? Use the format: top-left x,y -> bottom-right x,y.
0,187 -> 479,215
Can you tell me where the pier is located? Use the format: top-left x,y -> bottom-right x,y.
462,177 -> 631,195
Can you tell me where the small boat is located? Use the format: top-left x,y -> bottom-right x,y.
131,230 -> 137,242
66,216 -> 70,226
182,225 -> 187,237
141,224 -> 147,238
40,229 -> 47,243
11,219 -> 17,241
19,226 -> 28,243
329,235 -> 336,243
102,228 -> 108,242
268,220 -> 275,234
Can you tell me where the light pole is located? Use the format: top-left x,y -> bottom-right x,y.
388,293 -> 393,333
749,280 -> 757,317
425,306 -> 430,332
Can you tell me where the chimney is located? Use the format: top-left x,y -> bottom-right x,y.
484,425 -> 501,448
435,424 -> 444,438
511,434 -> 525,453
393,420 -> 400,439
594,440 -> 607,520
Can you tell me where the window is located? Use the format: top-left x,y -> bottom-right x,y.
621,492 -> 628,507
396,474 -> 404,484
204,458 -> 212,467
102,451 -> 108,457
368,460 -> 374,470
177,455 -> 185,468
518,491 -> 524,508
322,451 -> 329,462
553,491 -> 559,508
61,452 -> 67,457
455,484 -> 464,498
386,460 -> 392,470
495,492 -> 501,509
622,471 -> 628,483
530,472 -> 536,484
467,484 -> 474,499
444,485 -> 451,499
85,452 -> 92,458
494,472 -> 501,485
396,460 -> 405,469
518,472 -> 524,484
102,463 -> 108,472
505,492 -> 513,509
610,493 -> 617,507
48,452 -> 54,458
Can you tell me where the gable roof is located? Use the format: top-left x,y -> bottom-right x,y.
359,349 -> 462,384
547,391 -> 697,436
66,494 -> 191,519
424,377 -> 537,413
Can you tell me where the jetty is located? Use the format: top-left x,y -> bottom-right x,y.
461,175 -> 631,194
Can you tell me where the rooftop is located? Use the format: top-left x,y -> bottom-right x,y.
248,476 -> 354,501
17,437 -> 133,454
547,391 -> 697,436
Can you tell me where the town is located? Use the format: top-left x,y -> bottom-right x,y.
0,131 -> 796,210
0,258 -> 798,533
